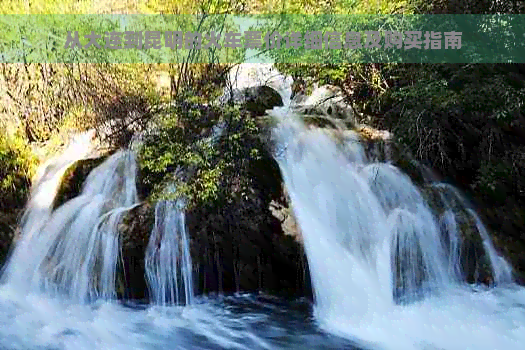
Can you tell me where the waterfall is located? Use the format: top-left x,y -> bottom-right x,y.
219,62 -> 294,108
269,91 -> 525,350
468,208 -> 514,284
429,182 -> 514,285
1,130 -> 96,283
0,61 -> 523,350
2,149 -> 139,303
13,130 -> 96,246
145,197 -> 193,306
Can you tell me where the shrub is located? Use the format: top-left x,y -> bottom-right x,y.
139,94 -> 265,209
0,131 -> 36,210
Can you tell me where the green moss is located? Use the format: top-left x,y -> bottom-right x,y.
0,131 -> 37,210
53,156 -> 109,209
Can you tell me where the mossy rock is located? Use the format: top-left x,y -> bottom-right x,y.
420,186 -> 448,216
302,115 -> 341,129
388,143 -> 428,187
117,203 -> 154,300
362,139 -> 391,162
53,156 -> 109,209
453,211 -> 493,285
119,202 -> 153,251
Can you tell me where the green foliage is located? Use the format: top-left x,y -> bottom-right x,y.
0,0 -> 246,216
473,145 -> 525,204
139,93 -> 264,209
392,77 -> 456,107
248,0 -> 411,14
0,0 -> 93,14
0,131 -> 36,210
473,160 -> 513,203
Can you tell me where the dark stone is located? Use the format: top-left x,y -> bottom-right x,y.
455,211 -> 493,284
243,86 -> 283,116
478,202 -> 525,284
185,152 -> 310,298
53,156 -> 109,209
0,210 -> 21,266
118,203 -> 153,300
119,148 -> 312,300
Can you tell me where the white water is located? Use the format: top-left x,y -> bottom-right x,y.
220,62 -> 294,107
144,116 -> 227,307
429,182 -> 514,285
0,134 -> 281,350
145,197 -> 194,306
11,130 -> 97,247
271,110 -> 525,350
3,149 -> 139,303
468,208 -> 514,285
220,62 -> 525,350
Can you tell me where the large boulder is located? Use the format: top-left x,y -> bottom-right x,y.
119,148 -> 311,300
243,86 -> 284,116
221,85 -> 284,117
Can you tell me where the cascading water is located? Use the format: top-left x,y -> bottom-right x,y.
430,182 -> 514,285
3,149 -> 139,303
220,62 -> 294,107
1,130 -> 95,288
468,208 -> 514,284
145,196 -> 194,306
270,107 -> 525,350
8,130 -> 97,249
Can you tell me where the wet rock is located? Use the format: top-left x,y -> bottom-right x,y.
118,203 -> 153,300
0,210 -> 21,265
53,156 -> 109,209
392,237 -> 427,303
119,152 -> 311,300
479,203 -> 525,284
388,143 -> 430,187
356,126 -> 393,162
420,186 -> 448,216
48,152 -> 152,299
421,186 -> 496,285
221,86 -> 284,117
269,199 -> 302,242
455,211 -> 493,285
302,115 -> 345,129
243,86 -> 284,116
119,196 -> 310,300
185,153 -> 310,298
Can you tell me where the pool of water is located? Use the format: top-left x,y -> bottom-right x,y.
0,287 -> 362,350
